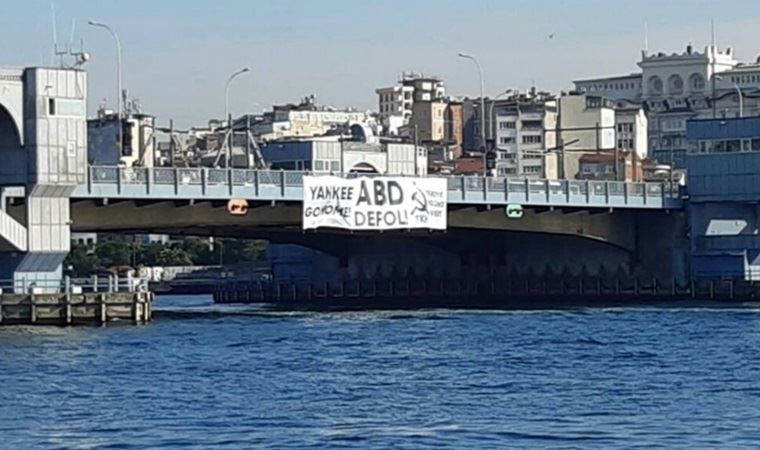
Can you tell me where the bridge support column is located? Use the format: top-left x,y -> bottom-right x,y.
0,67 -> 87,294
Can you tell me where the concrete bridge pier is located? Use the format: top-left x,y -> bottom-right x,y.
0,67 -> 86,293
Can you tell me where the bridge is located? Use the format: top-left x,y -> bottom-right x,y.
0,65 -> 687,297
58,166 -> 688,294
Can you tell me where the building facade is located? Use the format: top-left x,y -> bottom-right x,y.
574,44 -> 748,169
557,93 -> 617,179
261,139 -> 427,176
492,100 -> 557,177
376,73 -> 445,136
254,96 -> 373,141
685,117 -> 760,280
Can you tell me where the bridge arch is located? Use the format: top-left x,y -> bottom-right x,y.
0,103 -> 22,149
0,72 -> 25,146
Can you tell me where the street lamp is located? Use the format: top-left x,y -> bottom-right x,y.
458,52 -> 487,177
225,67 -> 251,125
488,89 -> 514,143
88,20 -> 123,155
715,75 -> 743,118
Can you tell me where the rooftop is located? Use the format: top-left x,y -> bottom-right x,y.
574,73 -> 642,84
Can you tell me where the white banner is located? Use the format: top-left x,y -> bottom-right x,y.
303,176 -> 447,231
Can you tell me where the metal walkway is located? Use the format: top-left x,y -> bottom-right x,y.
72,166 -> 682,209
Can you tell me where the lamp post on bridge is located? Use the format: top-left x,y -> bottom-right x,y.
223,67 -> 251,168
458,52 -> 487,177
225,67 -> 251,126
88,20 -> 123,157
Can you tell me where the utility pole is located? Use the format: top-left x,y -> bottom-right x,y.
246,115 -> 252,169
169,119 -> 175,167
414,124 -> 420,176
227,113 -> 233,168
556,97 -> 564,179
711,18 -> 717,119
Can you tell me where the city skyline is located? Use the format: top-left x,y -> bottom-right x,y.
3,0 -> 760,126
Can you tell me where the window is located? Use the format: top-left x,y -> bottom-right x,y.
522,135 -> 542,144
314,160 -> 325,171
726,140 -> 741,152
499,121 -> 516,130
689,74 -> 705,92
499,137 -> 513,145
330,161 -> 340,172
668,74 -> 684,95
648,76 -> 663,95
48,98 -> 56,115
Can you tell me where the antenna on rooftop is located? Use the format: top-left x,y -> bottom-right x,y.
644,19 -> 649,54
50,2 -> 60,66
711,17 -> 716,49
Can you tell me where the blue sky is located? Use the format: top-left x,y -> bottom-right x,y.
2,0 -> 760,126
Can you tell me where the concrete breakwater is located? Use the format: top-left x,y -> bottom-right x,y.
0,292 -> 154,325
214,276 -> 760,308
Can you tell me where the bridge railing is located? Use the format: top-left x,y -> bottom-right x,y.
84,166 -> 680,208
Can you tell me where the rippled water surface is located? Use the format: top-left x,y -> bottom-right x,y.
3,296 -> 760,449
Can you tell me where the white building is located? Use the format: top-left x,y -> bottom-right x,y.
574,73 -> 643,102
493,100 -> 557,178
376,73 -> 445,136
615,102 -> 648,160
254,96 -> 373,141
88,110 -> 156,167
574,44 -> 745,168
261,139 -> 427,176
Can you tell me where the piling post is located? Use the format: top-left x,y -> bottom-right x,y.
30,294 -> 36,324
133,297 -> 141,324
653,277 -> 658,296
65,276 -> 72,324
99,293 -> 107,324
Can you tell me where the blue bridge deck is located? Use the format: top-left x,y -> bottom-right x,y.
72,166 -> 682,210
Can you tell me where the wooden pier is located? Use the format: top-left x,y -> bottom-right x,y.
0,292 -> 154,326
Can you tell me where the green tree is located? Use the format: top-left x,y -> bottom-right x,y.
157,247 -> 193,266
137,242 -> 165,266
95,239 -> 132,267
65,242 -> 100,276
